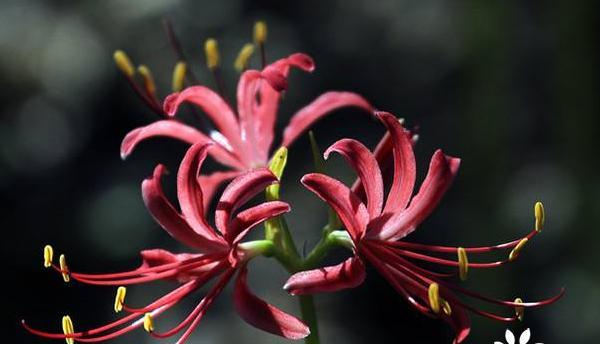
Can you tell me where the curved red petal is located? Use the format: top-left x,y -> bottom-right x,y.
163,86 -> 244,155
325,139 -> 384,220
120,120 -> 244,169
234,267 -> 310,339
142,164 -> 227,252
283,257 -> 366,295
281,92 -> 373,147
236,70 -> 266,164
250,53 -> 315,158
301,173 -> 369,242
351,132 -> 393,201
374,150 -> 460,241
446,305 -> 471,344
376,112 -> 417,213
197,171 -> 241,212
228,201 -> 291,244
214,168 -> 278,239
176,143 -> 225,243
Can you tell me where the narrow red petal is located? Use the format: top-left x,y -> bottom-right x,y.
163,86 -> 244,154
214,168 -> 278,239
374,150 -> 460,241
376,112 -> 417,213
266,53 -> 316,75
446,303 -> 471,344
284,257 -> 366,295
142,165 -> 227,252
301,173 -> 369,242
228,201 -> 291,244
252,53 -> 316,158
236,70 -> 265,164
197,171 -> 241,212
325,139 -> 384,220
176,143 -> 224,243
351,132 -> 393,201
120,120 -> 244,169
234,267 -> 310,339
281,92 -> 373,147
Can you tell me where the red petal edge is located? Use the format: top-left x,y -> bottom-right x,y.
283,257 -> 366,295
233,267 -> 310,339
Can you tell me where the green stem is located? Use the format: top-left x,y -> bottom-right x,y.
299,295 -> 320,344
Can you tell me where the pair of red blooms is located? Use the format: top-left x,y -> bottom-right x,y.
24,44 -> 561,343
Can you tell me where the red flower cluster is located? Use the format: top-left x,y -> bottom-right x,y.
23,21 -> 562,344
24,143 -> 310,343
284,112 -> 563,343
121,51 -> 372,205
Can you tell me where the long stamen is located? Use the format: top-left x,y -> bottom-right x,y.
60,257 -> 219,286
383,245 -> 510,268
364,241 -> 564,321
113,50 -> 164,116
253,21 -> 267,68
23,296 -> 177,342
137,65 -> 157,99
122,262 -> 226,314
162,18 -> 200,85
57,253 -> 224,281
204,38 -> 227,97
172,269 -> 235,344
377,229 -> 538,253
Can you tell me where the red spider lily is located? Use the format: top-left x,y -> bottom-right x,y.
284,112 -> 563,343
23,143 -> 309,343
121,52 -> 373,206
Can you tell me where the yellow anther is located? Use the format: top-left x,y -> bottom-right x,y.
234,43 -> 255,72
61,315 -> 75,344
509,238 -> 528,262
114,286 -> 127,313
428,283 -> 441,314
113,50 -> 135,77
514,297 -> 525,321
457,247 -> 468,281
137,65 -> 156,95
171,61 -> 187,92
143,313 -> 154,332
59,254 -> 70,282
535,201 -> 545,232
254,21 -> 267,44
204,39 -> 220,70
43,245 -> 54,268
442,300 -> 452,316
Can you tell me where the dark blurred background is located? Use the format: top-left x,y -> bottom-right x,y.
3,0 -> 599,343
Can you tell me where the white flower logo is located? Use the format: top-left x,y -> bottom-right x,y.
494,329 -> 543,344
